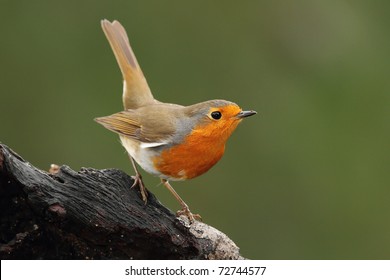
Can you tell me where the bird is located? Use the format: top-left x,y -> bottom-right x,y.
95,19 -> 256,223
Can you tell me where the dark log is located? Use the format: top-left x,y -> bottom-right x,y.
0,144 -> 243,260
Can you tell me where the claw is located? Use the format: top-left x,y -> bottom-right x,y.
161,178 -> 201,224
128,156 -> 148,204
131,174 -> 148,204
176,207 -> 202,223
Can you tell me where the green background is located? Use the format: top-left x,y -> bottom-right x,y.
1,1 -> 389,259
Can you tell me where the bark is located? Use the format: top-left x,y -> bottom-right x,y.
0,144 -> 243,260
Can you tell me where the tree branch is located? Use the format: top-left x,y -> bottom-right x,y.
0,144 -> 243,259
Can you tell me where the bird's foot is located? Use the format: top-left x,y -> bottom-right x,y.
131,173 -> 148,204
176,207 -> 202,224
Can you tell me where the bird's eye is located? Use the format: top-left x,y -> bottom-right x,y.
211,111 -> 222,120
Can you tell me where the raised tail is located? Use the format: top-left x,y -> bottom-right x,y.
101,19 -> 157,109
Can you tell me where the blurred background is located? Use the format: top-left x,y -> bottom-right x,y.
1,0 -> 389,259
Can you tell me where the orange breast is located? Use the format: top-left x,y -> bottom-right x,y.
153,129 -> 226,180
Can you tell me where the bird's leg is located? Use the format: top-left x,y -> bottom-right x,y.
161,179 -> 201,223
129,155 -> 148,203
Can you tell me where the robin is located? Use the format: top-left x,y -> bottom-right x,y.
95,19 -> 256,222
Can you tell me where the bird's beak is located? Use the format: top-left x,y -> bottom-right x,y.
236,110 -> 257,119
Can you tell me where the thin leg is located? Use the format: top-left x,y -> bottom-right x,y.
161,179 -> 201,223
129,155 -> 148,203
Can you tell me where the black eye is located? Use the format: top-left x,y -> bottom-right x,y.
211,111 -> 222,120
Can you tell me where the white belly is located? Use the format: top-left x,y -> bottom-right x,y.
119,136 -> 162,177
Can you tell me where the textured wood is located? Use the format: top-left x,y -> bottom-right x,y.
0,144 -> 243,260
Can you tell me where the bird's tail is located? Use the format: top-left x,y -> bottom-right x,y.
101,19 -> 156,109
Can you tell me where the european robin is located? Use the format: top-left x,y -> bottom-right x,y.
95,20 -> 256,222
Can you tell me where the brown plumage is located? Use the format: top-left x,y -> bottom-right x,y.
95,20 -> 256,222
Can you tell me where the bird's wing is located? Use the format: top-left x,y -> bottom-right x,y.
95,110 -> 175,146
101,19 -> 157,110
